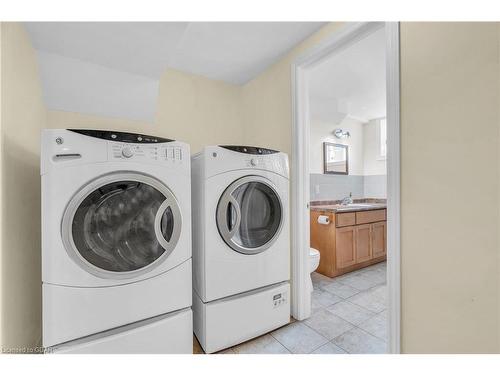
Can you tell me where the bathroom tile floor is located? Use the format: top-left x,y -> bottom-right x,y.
193,261 -> 388,354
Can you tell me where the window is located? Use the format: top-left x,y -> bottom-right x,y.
378,118 -> 387,159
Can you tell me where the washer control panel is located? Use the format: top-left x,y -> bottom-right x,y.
121,147 -> 134,158
109,143 -> 184,163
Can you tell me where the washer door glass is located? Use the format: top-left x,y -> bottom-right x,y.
217,176 -> 283,255
64,174 -> 181,278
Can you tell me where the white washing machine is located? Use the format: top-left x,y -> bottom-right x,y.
191,145 -> 290,353
41,129 -> 192,353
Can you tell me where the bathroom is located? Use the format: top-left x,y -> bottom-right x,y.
307,26 -> 389,353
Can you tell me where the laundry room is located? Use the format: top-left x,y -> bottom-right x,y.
3,5 -> 500,370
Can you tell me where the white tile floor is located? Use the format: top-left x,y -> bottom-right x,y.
202,261 -> 388,354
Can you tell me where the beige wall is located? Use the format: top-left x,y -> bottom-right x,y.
0,21 -> 3,350
498,23 -> 500,354
400,22 -> 499,353
1,22 -> 46,350
155,68 -> 243,153
46,110 -> 152,133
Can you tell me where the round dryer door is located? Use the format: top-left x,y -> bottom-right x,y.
62,172 -> 182,279
216,175 -> 283,255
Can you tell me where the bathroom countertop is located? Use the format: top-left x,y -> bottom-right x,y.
310,199 -> 387,213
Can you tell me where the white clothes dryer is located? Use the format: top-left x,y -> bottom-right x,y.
191,145 -> 290,353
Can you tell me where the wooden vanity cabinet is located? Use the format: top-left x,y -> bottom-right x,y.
310,209 -> 386,278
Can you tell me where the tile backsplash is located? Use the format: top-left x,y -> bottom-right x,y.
310,173 -> 386,201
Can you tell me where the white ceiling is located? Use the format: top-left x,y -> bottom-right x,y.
25,22 -> 326,84
309,26 -> 386,123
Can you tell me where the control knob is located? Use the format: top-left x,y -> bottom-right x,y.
122,147 -> 134,158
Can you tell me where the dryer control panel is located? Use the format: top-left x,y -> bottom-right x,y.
109,143 -> 184,163
272,292 -> 287,308
243,157 -> 283,171
199,145 -> 289,179
220,145 -> 278,155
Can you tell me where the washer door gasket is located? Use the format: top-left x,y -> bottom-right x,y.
216,175 -> 283,255
61,172 -> 182,280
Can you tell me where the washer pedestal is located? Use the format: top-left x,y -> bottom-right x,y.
193,282 -> 290,353
50,308 -> 192,354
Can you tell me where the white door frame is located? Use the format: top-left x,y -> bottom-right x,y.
290,22 -> 401,354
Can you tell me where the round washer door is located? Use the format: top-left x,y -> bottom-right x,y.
216,175 -> 283,255
62,172 -> 182,279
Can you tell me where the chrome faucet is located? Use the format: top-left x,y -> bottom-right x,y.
341,192 -> 353,206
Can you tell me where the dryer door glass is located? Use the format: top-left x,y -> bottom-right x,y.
217,176 -> 283,255
66,175 -> 182,277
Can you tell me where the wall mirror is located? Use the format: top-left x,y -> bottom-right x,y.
323,142 -> 348,175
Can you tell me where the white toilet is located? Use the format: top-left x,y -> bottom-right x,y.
309,248 -> 320,291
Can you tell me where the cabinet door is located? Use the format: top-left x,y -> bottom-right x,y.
371,221 -> 386,258
336,226 -> 356,269
355,224 -> 372,263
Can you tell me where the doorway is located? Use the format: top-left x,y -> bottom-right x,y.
290,22 -> 400,354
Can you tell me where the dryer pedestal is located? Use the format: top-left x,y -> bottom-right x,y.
193,282 -> 290,353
